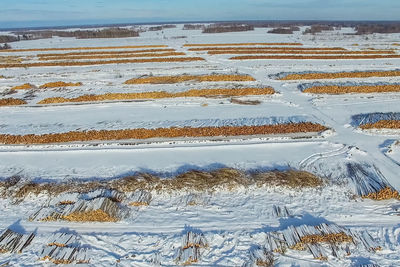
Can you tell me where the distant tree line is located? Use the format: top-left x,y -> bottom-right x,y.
183,24 -> 205,30
268,26 -> 300,34
148,25 -> 176,31
0,43 -> 11,50
303,25 -> 335,34
0,35 -> 19,43
12,28 -> 140,40
202,23 -> 254,33
355,24 -> 400,34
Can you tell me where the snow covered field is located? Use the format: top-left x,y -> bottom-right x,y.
1,25 -> 400,266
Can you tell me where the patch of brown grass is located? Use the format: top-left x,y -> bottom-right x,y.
209,50 -> 394,55
4,168 -> 324,200
124,74 -> 256,84
0,98 -> 27,106
38,87 -> 275,104
361,186 -> 400,200
230,55 -> 400,60
0,56 -> 23,64
292,232 -> 353,251
251,170 -> 323,188
188,47 -> 346,51
39,48 -> 175,57
303,84 -> 400,94
183,43 -> 302,47
280,70 -> 400,80
62,209 -> 118,222
38,52 -> 186,61
39,81 -> 83,89
360,120 -> 400,130
11,83 -> 34,90
0,45 -> 168,53
0,122 -> 328,145
0,57 -> 205,68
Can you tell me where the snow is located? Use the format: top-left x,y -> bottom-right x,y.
1,24 -> 400,266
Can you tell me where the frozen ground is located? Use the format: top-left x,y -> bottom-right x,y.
1,24 -> 400,266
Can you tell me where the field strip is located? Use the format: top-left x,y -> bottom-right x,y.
278,70 -> 400,80
0,57 -> 205,68
38,52 -> 186,61
124,74 -> 255,84
301,84 -> 400,94
188,47 -> 347,51
0,123 -> 327,144
230,55 -> 400,60
0,45 -> 168,53
360,120 -> 400,129
209,50 -> 394,55
38,87 -> 275,104
39,48 -> 176,57
183,43 -> 303,46
0,98 -> 27,106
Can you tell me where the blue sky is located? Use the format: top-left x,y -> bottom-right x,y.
0,0 -> 399,28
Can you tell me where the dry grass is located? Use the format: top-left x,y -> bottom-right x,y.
0,56 -> 23,64
124,74 -> 255,84
280,70 -> 400,80
39,48 -> 176,57
292,233 -> 353,251
38,52 -> 186,61
11,83 -> 35,90
183,43 -> 302,47
0,57 -> 205,68
230,55 -> 400,60
303,84 -> 400,94
0,123 -> 328,145
360,120 -> 400,130
62,209 -> 118,222
209,50 -> 394,55
5,168 -> 323,200
0,98 -> 27,106
38,87 -> 275,104
189,47 -> 347,51
0,45 -> 168,53
39,81 -> 82,89
361,186 -> 400,200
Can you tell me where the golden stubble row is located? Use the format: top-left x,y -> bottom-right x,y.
183,43 -> 303,47
38,87 -> 275,104
38,52 -> 186,61
359,120 -> 400,129
124,74 -> 255,84
230,55 -> 400,60
11,82 -> 82,90
0,123 -> 328,144
0,57 -> 205,68
303,84 -> 400,94
280,70 -> 400,80
0,45 -> 168,53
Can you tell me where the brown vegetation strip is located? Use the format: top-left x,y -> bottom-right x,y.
303,84 -> 400,94
38,87 -> 275,104
39,48 -> 175,57
39,82 -> 83,89
209,50 -> 394,55
11,83 -> 34,90
281,70 -> 400,80
183,43 -> 302,47
230,55 -> 400,60
359,120 -> 400,129
361,186 -> 400,200
124,74 -> 255,84
0,98 -> 27,106
5,169 -> 323,200
0,57 -> 205,68
0,123 -> 327,145
38,52 -> 186,61
0,45 -> 168,53
189,47 -> 347,51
